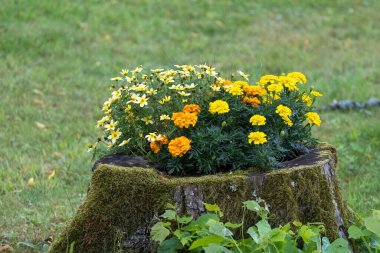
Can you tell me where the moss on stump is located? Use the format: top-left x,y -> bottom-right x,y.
48,143 -> 353,253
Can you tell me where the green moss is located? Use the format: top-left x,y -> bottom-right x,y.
49,143 -> 351,252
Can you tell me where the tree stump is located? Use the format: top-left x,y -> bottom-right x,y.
48,143 -> 353,253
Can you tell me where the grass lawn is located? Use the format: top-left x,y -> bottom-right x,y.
1,0 -> 379,252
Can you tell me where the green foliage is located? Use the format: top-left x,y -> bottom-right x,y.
151,199 -> 351,253
348,210 -> 380,252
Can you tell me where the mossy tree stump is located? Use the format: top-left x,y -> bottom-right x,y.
49,143 -> 353,253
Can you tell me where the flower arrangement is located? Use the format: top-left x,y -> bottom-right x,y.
89,65 -> 322,175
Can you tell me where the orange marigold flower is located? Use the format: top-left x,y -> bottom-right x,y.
168,136 -> 191,157
243,85 -> 267,96
183,104 -> 201,115
150,141 -> 161,153
242,96 -> 261,106
160,135 -> 169,145
171,112 -> 197,128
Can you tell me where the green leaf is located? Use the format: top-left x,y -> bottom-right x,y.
256,219 -> 271,237
364,217 -> 380,238
348,225 -> 366,239
207,220 -> 233,237
189,235 -> 225,250
269,228 -> 286,242
173,230 -> 193,246
177,216 -> 193,224
243,200 -> 260,212
166,203 -> 176,210
203,203 -> 221,213
204,244 -> 232,253
157,237 -> 182,253
299,225 -> 316,243
324,238 -> 350,253
247,226 -> 259,243
293,221 -> 302,227
161,210 -> 177,220
151,222 -> 171,243
225,222 -> 242,229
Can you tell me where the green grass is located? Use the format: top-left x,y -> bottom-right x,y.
0,0 -> 379,252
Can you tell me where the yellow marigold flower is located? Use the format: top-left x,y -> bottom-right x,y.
248,131 -> 267,145
168,136 -> 191,157
243,85 -> 267,96
183,104 -> 201,115
242,96 -> 261,106
249,115 -> 266,126
311,90 -> 323,97
150,141 -> 161,154
258,75 -> 278,85
158,135 -> 169,145
287,72 -> 307,84
305,112 -> 321,127
278,76 -> 298,91
302,94 -> 312,107
209,100 -> 230,114
104,120 -> 117,131
120,69 -> 129,76
283,116 -> 293,126
276,104 -> 292,117
233,81 -> 249,88
171,112 -> 197,128
228,85 -> 244,96
267,84 -> 283,93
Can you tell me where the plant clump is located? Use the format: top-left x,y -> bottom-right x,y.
89,65 -> 323,175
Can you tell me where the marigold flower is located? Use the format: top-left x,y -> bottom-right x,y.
242,96 -> 261,106
278,76 -> 298,91
233,81 -> 249,88
150,141 -> 161,153
171,112 -> 197,128
287,72 -> 307,84
311,90 -> 323,97
228,85 -> 244,96
248,131 -> 267,144
209,100 -> 230,114
249,115 -> 266,126
267,84 -> 283,93
243,85 -> 267,96
258,75 -> 278,85
183,104 -> 201,115
305,112 -> 321,127
302,94 -> 312,107
168,136 -> 191,157
276,104 -> 292,117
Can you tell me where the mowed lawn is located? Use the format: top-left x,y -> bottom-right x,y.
1,0 -> 379,252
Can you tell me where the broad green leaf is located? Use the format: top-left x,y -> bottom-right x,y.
324,238 -> 350,253
243,200 -> 260,212
204,244 -> 232,253
203,202 -> 221,213
208,220 -> 233,237
321,237 -> 330,252
348,225 -> 366,239
189,235 -> 225,250
173,230 -> 193,246
187,213 -> 219,230
225,222 -> 242,229
161,210 -> 177,220
247,226 -> 259,243
293,221 -> 302,227
257,219 -> 271,237
151,222 -> 171,243
364,217 -> 380,238
373,210 -> 380,219
299,225 -> 316,243
269,228 -> 286,242
157,237 -> 182,253
177,216 -> 193,224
